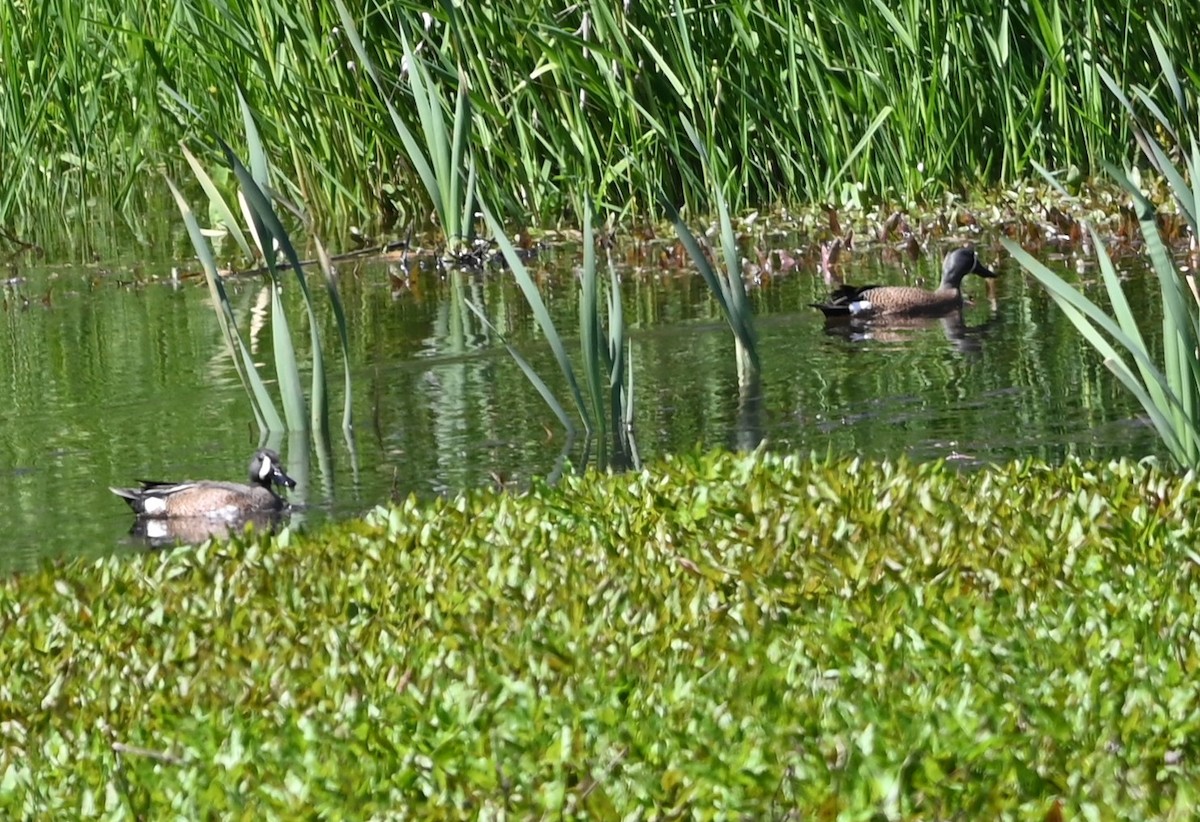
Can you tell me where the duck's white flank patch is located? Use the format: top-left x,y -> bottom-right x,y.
258,455 -> 273,480
206,505 -> 241,521
143,497 -> 168,515
848,299 -> 873,315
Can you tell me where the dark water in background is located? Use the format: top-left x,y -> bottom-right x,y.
0,234 -> 1164,572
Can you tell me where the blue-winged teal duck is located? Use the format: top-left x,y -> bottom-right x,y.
111,449 -> 297,519
810,247 -> 997,318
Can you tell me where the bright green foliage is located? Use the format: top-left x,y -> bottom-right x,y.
168,139 -> 356,438
2,451 -> 1199,817
333,0 -> 478,260
3,0 -> 1200,241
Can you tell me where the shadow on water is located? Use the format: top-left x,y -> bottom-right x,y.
0,238 -> 1165,571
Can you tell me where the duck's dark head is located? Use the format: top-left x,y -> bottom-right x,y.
940,247 -> 997,289
250,448 -> 297,490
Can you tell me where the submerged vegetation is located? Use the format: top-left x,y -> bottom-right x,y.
2,1 -> 1200,245
4,451 -> 1200,816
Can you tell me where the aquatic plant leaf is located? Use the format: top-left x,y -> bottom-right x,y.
332,2 -> 438,216
221,141 -> 327,433
237,86 -> 271,191
1003,238 -> 1194,461
670,117 -> 760,377
832,106 -> 894,190
579,205 -> 606,458
164,174 -> 283,433
1148,24 -> 1185,116
1016,46 -> 1200,468
332,0 -> 472,255
480,198 -> 591,434
463,300 -> 574,438
870,0 -> 916,54
179,144 -> 253,260
8,453 -> 1200,816
313,238 -> 354,434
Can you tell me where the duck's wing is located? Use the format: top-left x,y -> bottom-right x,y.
134,480 -> 201,495
809,283 -> 883,316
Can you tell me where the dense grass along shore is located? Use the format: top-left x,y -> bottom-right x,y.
3,0 -> 1199,245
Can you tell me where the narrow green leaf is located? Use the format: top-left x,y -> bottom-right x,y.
869,0 -> 916,54
463,300 -> 574,437
607,249 -> 628,451
179,144 -> 253,259
1148,24 -> 1185,114
831,106 -> 893,189
479,199 -> 591,433
580,203 -> 605,442
1003,238 -> 1197,458
674,117 -> 759,373
237,87 -> 271,189
314,238 -> 355,433
332,0 -> 443,231
625,24 -> 688,101
221,141 -> 328,433
1052,297 -> 1187,460
268,285 -> 308,432
164,175 -> 283,432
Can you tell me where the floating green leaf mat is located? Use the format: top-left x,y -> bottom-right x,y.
3,450 -> 1199,817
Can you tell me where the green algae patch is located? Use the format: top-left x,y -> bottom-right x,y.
3,451 -> 1200,818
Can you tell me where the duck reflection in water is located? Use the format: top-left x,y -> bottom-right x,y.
819,310 -> 999,354
127,511 -> 289,549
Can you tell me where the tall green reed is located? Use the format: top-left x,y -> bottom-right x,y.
1005,25 -> 1200,467
330,5 -> 637,466
0,0 -> 172,243
7,0 -> 1200,241
332,0 -> 478,261
664,120 -> 760,387
466,201 -> 637,470
165,100 -> 355,443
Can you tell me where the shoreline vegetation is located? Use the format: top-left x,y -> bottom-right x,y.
4,451 -> 1199,816
2,1 -> 1198,250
